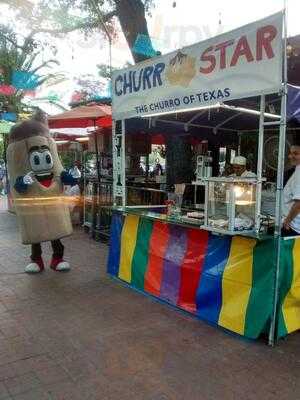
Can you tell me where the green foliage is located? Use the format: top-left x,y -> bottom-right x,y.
6,1 -> 156,49
13,0 -> 155,24
0,23 -> 60,113
59,151 -> 77,170
0,136 -> 4,160
97,61 -> 131,79
7,0 -> 114,35
97,64 -> 115,80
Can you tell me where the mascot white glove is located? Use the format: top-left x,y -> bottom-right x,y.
23,173 -> 34,185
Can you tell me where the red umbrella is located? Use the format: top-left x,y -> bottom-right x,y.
49,105 -> 112,185
48,104 -> 112,129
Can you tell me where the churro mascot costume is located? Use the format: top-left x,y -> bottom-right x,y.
7,111 -> 76,273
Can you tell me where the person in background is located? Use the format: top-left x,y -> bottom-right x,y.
282,140 -> 300,236
0,164 -> 5,195
69,161 -> 81,179
65,176 -> 82,225
221,162 -> 232,176
153,158 -> 164,176
230,156 -> 256,178
66,162 -> 82,224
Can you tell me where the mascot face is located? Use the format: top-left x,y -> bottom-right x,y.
29,144 -> 54,183
7,112 -> 64,189
13,134 -> 63,189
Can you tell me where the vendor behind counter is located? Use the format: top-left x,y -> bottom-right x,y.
229,156 -> 256,178
179,155 -> 257,211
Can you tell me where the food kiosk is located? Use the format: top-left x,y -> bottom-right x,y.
107,11 -> 300,345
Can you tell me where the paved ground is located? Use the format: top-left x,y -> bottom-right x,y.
0,200 -> 300,399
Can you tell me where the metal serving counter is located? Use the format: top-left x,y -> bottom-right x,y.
113,206 -> 272,240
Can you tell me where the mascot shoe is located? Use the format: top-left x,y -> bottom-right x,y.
50,257 -> 70,272
25,257 -> 44,273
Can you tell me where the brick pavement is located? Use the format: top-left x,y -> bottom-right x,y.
0,205 -> 300,399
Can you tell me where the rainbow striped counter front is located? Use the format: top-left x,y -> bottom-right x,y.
107,210 -> 300,340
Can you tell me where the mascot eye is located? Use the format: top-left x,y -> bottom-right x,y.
43,151 -> 53,169
30,151 -> 43,170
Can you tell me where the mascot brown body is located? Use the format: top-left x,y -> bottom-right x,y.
7,111 -> 76,273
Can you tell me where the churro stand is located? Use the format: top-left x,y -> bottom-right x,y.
107,11 -> 300,344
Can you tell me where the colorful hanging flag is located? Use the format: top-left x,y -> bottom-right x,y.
1,112 -> 17,122
23,90 -> 36,98
0,85 -> 16,95
132,34 -> 158,57
12,70 -> 40,90
47,92 -> 60,102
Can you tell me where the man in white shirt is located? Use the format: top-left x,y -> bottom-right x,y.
69,163 -> 81,179
230,156 -> 256,178
282,144 -> 300,235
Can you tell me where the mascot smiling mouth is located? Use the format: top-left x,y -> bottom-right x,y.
35,172 -> 54,188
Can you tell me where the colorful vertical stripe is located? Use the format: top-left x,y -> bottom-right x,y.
118,215 -> 139,283
281,238 -> 300,335
131,218 -> 153,290
218,237 -> 256,335
196,234 -> 231,324
244,239 -> 275,338
107,212 -> 123,276
160,225 -> 187,304
177,229 -> 209,313
144,221 -> 169,296
276,238 -> 294,338
107,212 -> 300,340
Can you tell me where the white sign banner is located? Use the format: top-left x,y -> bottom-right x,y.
112,12 -> 283,120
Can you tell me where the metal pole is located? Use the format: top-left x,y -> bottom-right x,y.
112,119 -> 117,205
121,119 -> 126,207
93,124 -> 101,185
255,95 -> 265,232
112,119 -> 126,206
90,0 -> 113,85
3,133 -> 8,196
83,150 -> 86,226
237,131 -> 242,155
108,35 -> 112,83
228,185 -> 236,232
268,7 -> 288,346
204,181 -> 209,226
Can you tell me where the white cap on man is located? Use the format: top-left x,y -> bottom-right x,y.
232,156 -> 246,166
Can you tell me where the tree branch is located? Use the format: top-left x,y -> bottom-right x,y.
30,59 -> 59,75
0,31 -> 23,50
32,10 -> 116,35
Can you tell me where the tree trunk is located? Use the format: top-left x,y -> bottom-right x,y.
166,136 -> 193,187
115,0 -> 157,63
114,1 -> 192,190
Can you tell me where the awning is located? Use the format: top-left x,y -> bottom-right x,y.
50,127 -> 90,141
48,104 -> 112,129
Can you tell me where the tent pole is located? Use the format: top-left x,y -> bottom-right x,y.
121,119 -> 126,207
255,95 -> 265,232
112,120 -> 117,205
268,7 -> 288,346
112,119 -> 126,206
93,122 -> 101,185
3,133 -> 8,196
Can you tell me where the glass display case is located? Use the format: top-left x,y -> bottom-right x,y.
202,177 -> 260,234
